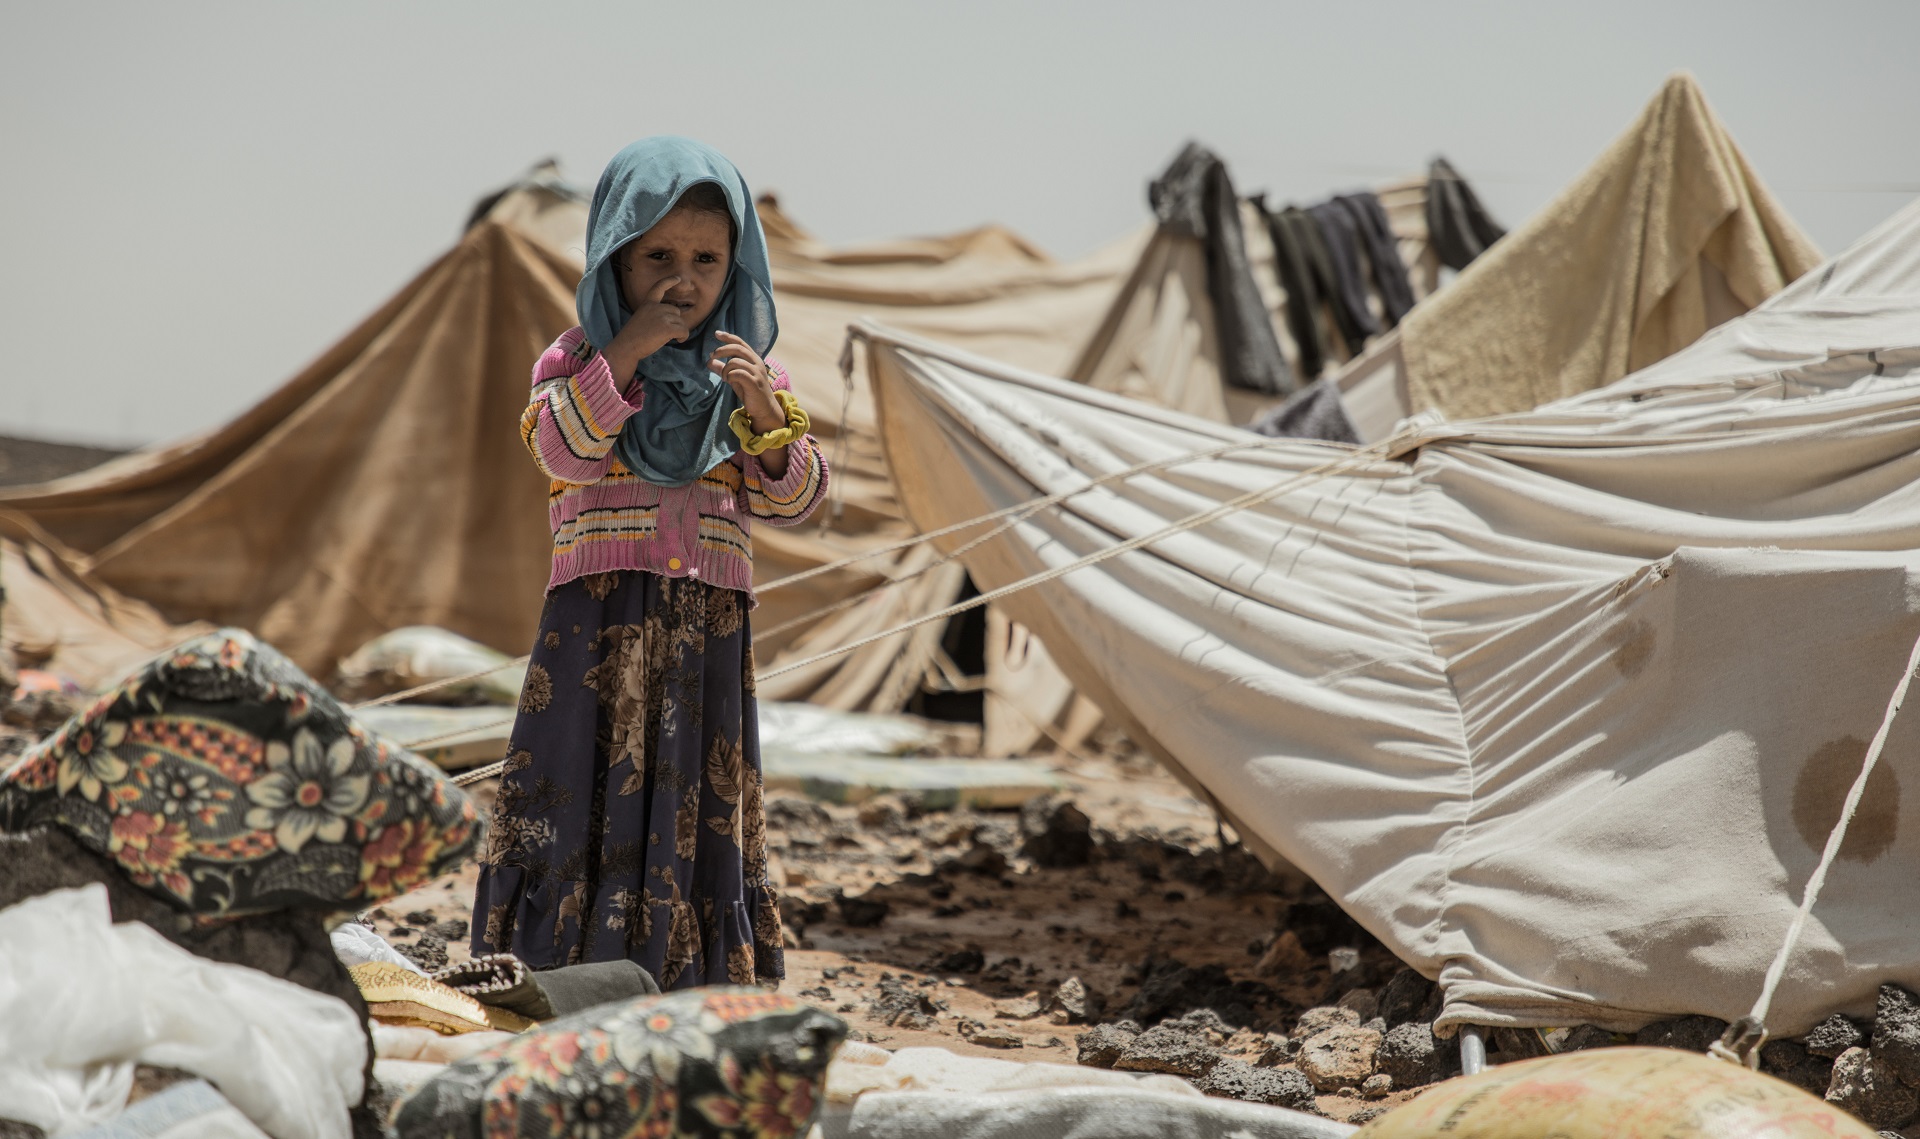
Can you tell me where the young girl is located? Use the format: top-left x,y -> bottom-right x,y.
471,137 -> 826,988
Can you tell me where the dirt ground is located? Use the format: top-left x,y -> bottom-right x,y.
368,748 -> 1422,1122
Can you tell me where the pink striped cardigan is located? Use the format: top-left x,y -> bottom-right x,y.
520,327 -> 828,598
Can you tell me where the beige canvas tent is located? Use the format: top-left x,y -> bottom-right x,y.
1333,72 -> 1823,438
0,216 -> 574,676
851,189 -> 1920,1036
0,512 -> 205,691
0,172 -> 1135,740
1073,74 -> 1821,443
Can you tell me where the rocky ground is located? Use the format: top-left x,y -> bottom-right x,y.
13,671 -> 1920,1132
363,746 -> 1920,1132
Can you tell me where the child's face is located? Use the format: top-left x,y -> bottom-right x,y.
616,206 -> 733,330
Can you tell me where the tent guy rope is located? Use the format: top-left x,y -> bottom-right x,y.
1711,620 -> 1920,1067
443,430 -> 1410,784
357,431 -> 1332,713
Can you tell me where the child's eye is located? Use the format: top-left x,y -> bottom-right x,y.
696,253 -> 716,264
648,250 -> 670,261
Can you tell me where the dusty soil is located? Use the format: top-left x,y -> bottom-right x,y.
371,749 -> 1423,1122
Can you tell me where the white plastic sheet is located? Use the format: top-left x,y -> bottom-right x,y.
0,885 -> 366,1139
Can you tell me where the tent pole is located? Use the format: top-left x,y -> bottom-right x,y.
1459,1025 -> 1487,1075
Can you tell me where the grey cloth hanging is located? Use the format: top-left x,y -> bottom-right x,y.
1426,156 -> 1506,271
1307,201 -> 1379,354
1150,143 -> 1295,395
1336,193 -> 1416,328
1247,376 -> 1360,444
1258,196 -> 1328,381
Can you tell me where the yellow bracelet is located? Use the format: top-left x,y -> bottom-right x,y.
730,390 -> 810,455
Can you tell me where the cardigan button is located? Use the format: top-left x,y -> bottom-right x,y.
667,557 -> 682,570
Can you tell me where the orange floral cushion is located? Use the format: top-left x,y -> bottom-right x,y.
392,986 -> 844,1139
0,629 -> 482,916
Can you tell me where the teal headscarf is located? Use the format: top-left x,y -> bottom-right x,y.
578,137 -> 777,487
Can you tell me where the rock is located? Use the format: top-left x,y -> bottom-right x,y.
766,795 -> 832,832
1361,1073 -> 1393,1098
1875,984 -> 1920,1087
1283,896 -> 1371,955
1828,1047 -> 1920,1131
1124,958 -> 1265,1027
403,910 -> 436,926
1762,1039 -> 1836,1097
1197,1057 -> 1317,1109
1808,1012 -> 1868,1059
1019,798 -> 1095,868
1164,1006 -> 1234,1044
867,976 -> 942,1029
836,892 -> 890,928
1114,1024 -> 1225,1078
935,947 -> 984,974
1257,1034 -> 1296,1067
937,838 -> 1010,878
1377,968 -> 1437,1028
398,932 -> 448,971
856,795 -> 909,831
778,895 -> 829,934
967,1026 -> 1024,1049
996,992 -> 1045,1020
1375,1022 -> 1458,1089
1076,1022 -> 1141,1068
1549,1025 -> 1617,1053
0,1121 -> 47,1139
1336,988 -> 1379,1023
1492,1026 -> 1552,1061
2,689 -> 80,731
1254,930 -> 1315,978
1634,1015 -> 1728,1053
432,918 -> 469,941
1296,1026 -> 1383,1093
1294,1006 -> 1361,1040
1049,976 -> 1097,1025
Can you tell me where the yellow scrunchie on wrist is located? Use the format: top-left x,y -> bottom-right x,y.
729,390 -> 810,456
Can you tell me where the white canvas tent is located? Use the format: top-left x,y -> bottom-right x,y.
851,193 -> 1920,1036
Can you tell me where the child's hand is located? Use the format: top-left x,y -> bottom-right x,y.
603,275 -> 690,389
710,332 -> 783,432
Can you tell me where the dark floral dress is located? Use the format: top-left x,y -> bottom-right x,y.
471,571 -> 783,988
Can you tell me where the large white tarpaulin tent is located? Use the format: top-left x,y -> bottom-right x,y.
852,193 -> 1920,1036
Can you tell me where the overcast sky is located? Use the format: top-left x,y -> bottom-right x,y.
4,1 -> 1916,448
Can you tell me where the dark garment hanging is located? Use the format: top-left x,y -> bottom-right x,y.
1247,376 -> 1360,444
1307,200 -> 1379,355
1257,195 -> 1328,380
1149,142 -> 1295,395
1426,156 -> 1507,271
1336,192 -> 1417,328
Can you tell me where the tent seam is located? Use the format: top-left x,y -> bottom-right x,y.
1393,459 -> 1478,973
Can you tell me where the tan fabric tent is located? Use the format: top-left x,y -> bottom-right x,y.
0,176 -> 1134,730
1070,178 -> 1435,425
0,512 -> 205,691
1334,73 -> 1823,437
0,215 -> 575,675
851,192 -> 1920,1035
